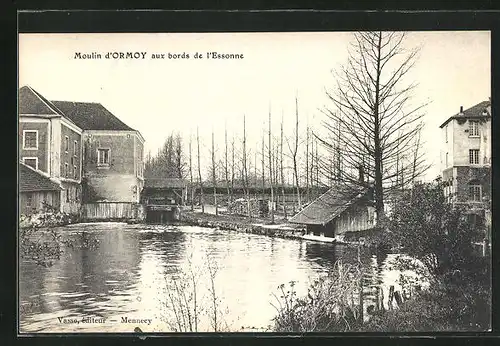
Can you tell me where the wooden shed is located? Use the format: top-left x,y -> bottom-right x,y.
289,185 -> 376,239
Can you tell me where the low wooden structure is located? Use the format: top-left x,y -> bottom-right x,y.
141,178 -> 187,223
289,184 -> 376,239
82,202 -> 145,221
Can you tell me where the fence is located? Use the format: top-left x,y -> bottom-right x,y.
82,202 -> 145,221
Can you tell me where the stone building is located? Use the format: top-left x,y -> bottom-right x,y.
439,100 -> 491,205
439,100 -> 491,233
18,85 -> 83,214
18,85 -> 145,219
51,101 -> 145,203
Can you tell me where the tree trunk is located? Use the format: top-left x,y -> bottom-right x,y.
268,106 -> 275,223
196,127 -> 204,214
280,116 -> 287,220
212,130 -> 218,216
189,133 -> 194,211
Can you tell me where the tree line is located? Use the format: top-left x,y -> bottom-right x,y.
145,31 -> 429,224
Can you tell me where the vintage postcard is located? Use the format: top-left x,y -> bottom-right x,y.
18,30 -> 491,333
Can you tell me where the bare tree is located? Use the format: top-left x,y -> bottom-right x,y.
268,105 -> 275,223
211,129 -> 218,216
319,31 -> 429,222
261,132 -> 265,200
242,115 -> 251,217
224,123 -> 230,208
174,133 -> 186,179
196,127 -> 204,214
287,95 -> 302,212
280,112 -> 288,219
305,124 -> 310,203
189,132 -> 194,211
231,136 -> 235,207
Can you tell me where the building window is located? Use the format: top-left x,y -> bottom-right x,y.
97,148 -> 110,165
74,140 -> 78,156
66,189 -> 70,203
469,149 -> 479,165
26,193 -> 33,208
65,162 -> 69,177
74,165 -> 78,179
65,136 -> 69,152
468,185 -> 482,202
445,152 -> 448,167
445,125 -> 448,143
469,120 -> 479,137
23,157 -> 38,170
23,130 -> 38,150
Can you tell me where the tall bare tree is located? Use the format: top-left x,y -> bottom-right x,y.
305,124 -> 310,203
287,95 -> 302,212
231,136 -> 235,207
242,115 -> 251,217
280,112 -> 288,219
319,31 -> 429,222
211,129 -> 218,216
268,105 -> 275,223
261,132 -> 265,199
224,123 -> 230,208
196,127 -> 204,214
189,132 -> 194,211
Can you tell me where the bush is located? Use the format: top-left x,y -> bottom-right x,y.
387,180 -> 485,280
361,277 -> 491,332
272,261 -> 363,332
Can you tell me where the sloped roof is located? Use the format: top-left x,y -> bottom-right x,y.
19,162 -> 62,192
144,178 -> 187,189
439,100 -> 491,128
289,185 -> 372,226
51,101 -> 135,131
19,86 -> 63,115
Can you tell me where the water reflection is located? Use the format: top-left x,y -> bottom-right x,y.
19,224 -> 422,333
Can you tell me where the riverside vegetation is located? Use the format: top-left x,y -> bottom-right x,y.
271,179 -> 491,332
19,180 -> 490,332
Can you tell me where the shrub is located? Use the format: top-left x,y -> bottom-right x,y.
360,278 -> 491,332
272,261 -> 362,332
387,180 -> 485,280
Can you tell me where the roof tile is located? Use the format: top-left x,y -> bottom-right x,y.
289,185 -> 371,225
19,163 -> 62,192
51,101 -> 134,131
440,100 -> 491,128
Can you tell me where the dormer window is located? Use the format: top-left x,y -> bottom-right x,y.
469,120 -> 479,137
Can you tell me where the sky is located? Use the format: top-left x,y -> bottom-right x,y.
18,31 -> 491,182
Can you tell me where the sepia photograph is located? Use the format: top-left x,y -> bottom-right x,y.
18,30 -> 491,333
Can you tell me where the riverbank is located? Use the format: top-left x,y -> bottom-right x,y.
19,210 -> 80,229
179,211 -> 306,240
179,210 -> 389,249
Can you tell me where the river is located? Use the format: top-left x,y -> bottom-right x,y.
19,223 -> 425,333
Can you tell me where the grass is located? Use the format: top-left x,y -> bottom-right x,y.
271,261 -> 363,332
360,279 -> 491,332
271,259 -> 491,333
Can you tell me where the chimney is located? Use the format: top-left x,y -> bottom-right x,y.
459,106 -> 464,114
